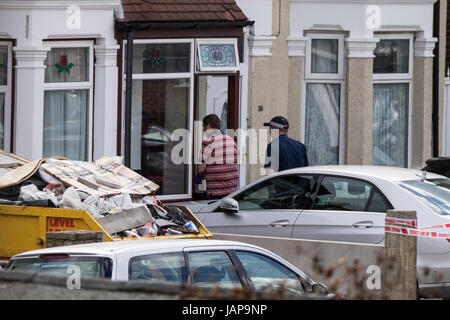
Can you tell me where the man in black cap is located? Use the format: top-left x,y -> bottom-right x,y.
263,116 -> 309,174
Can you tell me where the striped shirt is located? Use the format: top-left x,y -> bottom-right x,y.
201,130 -> 239,196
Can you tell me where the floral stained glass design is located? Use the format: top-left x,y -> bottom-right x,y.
55,55 -> 74,75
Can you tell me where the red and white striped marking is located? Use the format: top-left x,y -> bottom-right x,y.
385,217 -> 417,228
385,225 -> 450,240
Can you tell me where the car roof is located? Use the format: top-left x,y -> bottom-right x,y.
277,165 -> 445,182
12,239 -> 259,258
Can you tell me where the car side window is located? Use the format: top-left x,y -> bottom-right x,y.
187,251 -> 242,288
367,189 -> 391,213
129,252 -> 186,282
235,251 -> 304,295
313,176 -> 372,211
234,175 -> 314,210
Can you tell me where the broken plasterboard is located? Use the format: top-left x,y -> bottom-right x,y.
97,205 -> 155,235
43,156 -> 159,197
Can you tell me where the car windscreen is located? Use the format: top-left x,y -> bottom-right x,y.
398,178 -> 450,216
6,255 -> 113,279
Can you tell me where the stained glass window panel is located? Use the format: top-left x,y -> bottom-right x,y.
199,44 -> 237,68
45,48 -> 89,83
131,43 -> 191,74
0,46 -> 7,85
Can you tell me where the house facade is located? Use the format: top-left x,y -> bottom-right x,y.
0,0 -> 446,201
243,0 -> 443,183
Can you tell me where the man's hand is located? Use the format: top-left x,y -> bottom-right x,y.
197,163 -> 207,176
265,168 -> 275,175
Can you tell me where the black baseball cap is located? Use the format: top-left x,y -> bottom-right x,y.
263,116 -> 289,130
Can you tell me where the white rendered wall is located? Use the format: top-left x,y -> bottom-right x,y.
0,0 -> 120,160
289,0 -> 436,39
235,0 -> 273,36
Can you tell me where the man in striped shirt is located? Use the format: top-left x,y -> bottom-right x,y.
197,114 -> 239,199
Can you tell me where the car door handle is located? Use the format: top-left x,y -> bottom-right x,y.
269,220 -> 290,228
352,221 -> 373,229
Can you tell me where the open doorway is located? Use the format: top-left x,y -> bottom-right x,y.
194,74 -> 240,199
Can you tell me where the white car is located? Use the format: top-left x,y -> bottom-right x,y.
176,166 -> 450,298
5,239 -> 329,297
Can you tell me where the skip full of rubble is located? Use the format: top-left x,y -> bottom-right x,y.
0,150 -> 199,238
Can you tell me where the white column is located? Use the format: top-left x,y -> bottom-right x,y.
93,44 -> 119,160
13,46 -> 50,160
344,38 -> 379,165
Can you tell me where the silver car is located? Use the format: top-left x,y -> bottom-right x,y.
176,166 -> 450,297
5,239 -> 329,297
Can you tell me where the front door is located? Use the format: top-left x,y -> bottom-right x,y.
193,74 -> 240,199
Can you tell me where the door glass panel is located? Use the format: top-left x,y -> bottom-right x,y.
313,176 -> 372,211
131,43 -> 191,74
234,175 -> 314,210
235,251 -> 304,295
128,252 -> 186,283
305,83 -> 340,165
197,76 -> 228,132
43,90 -> 89,161
195,76 -> 230,195
0,45 -> 7,85
188,251 -> 241,288
373,83 -> 409,167
131,79 -> 189,196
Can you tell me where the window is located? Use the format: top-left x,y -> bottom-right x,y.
43,42 -> 93,161
235,251 -> 304,295
374,39 -> 410,74
196,39 -> 239,72
311,39 -> 338,74
304,34 -> 345,165
367,189 -> 391,213
129,252 -> 186,282
234,175 -> 315,210
188,251 -> 242,288
313,176 -> 375,212
124,40 -> 194,199
305,83 -> 341,165
0,42 -> 12,150
373,34 -> 413,168
131,43 -> 191,74
7,256 -> 112,279
399,178 -> 450,216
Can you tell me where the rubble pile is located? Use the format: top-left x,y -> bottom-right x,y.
0,151 -> 199,238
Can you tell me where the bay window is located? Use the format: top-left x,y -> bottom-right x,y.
0,42 -> 12,151
373,34 -> 413,168
123,40 -> 194,198
303,33 -> 345,165
43,42 -> 93,161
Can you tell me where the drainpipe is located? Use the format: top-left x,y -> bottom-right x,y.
432,0 -> 440,157
124,28 -> 134,168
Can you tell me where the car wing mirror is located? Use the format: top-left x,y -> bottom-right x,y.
312,283 -> 329,295
219,198 -> 239,213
